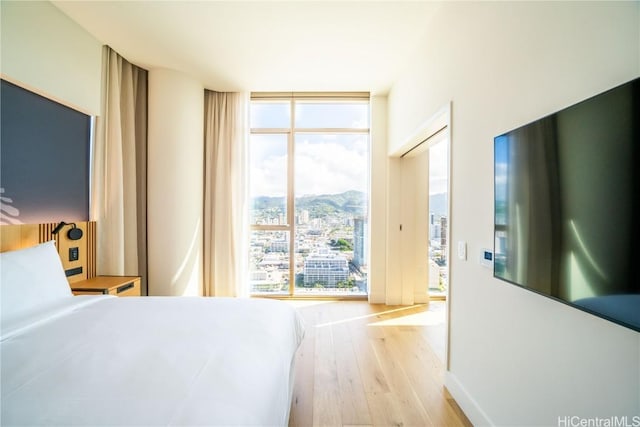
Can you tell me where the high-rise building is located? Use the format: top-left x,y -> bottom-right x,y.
270,239 -> 288,252
353,217 -> 367,267
440,216 -> 448,246
299,209 -> 309,224
303,248 -> 348,287
430,213 -> 440,245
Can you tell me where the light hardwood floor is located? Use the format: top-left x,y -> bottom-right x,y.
287,300 -> 472,427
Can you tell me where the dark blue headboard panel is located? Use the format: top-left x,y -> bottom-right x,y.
1,79 -> 91,224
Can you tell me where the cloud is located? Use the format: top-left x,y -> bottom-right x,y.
429,140 -> 448,195
250,133 -> 369,197
295,136 -> 368,195
250,134 -> 287,197
250,154 -> 287,197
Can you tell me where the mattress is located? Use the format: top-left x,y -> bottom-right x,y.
1,295 -> 305,426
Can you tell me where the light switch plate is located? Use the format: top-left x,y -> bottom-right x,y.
457,241 -> 466,260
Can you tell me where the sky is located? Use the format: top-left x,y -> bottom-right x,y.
250,101 -> 370,198
429,139 -> 448,196
250,133 -> 369,197
250,100 -> 451,199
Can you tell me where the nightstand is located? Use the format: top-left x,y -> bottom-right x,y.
71,276 -> 141,297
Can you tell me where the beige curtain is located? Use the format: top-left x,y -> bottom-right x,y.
91,46 -> 148,294
203,91 -> 249,297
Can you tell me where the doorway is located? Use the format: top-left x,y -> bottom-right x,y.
399,134 -> 449,302
428,139 -> 449,299
392,102 -> 451,366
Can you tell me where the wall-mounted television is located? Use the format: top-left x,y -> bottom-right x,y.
494,77 -> 639,332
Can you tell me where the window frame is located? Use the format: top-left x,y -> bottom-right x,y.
249,92 -> 370,296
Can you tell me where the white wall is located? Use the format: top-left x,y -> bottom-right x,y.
0,1 -> 102,115
368,96 -> 388,303
1,3 -> 206,298
387,2 -> 640,425
147,69 -> 204,296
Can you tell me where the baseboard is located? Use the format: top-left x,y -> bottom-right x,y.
368,291 -> 386,304
445,371 -> 494,426
414,293 -> 429,304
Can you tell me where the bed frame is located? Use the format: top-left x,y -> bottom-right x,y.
0,222 -> 96,283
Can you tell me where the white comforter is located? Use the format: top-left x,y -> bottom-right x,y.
1,296 -> 305,426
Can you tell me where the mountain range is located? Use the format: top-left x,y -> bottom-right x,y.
429,192 -> 448,216
253,190 -> 447,217
253,190 -> 367,217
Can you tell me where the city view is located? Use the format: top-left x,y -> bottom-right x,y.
248,94 -> 449,297
429,191 -> 449,296
249,190 -> 368,295
249,188 -> 449,297
249,97 -> 370,296
428,138 -> 449,297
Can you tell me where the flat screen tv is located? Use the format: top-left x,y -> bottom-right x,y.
494,77 -> 640,332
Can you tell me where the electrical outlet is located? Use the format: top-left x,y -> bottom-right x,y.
69,247 -> 79,262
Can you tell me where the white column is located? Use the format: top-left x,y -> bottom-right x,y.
147,69 -> 204,296
368,95 -> 388,303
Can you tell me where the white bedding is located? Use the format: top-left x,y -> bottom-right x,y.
1,296 -> 305,426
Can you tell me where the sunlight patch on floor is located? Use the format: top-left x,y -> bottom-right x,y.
312,305 -> 427,328
368,310 -> 445,327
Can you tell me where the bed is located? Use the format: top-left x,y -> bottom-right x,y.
1,241 -> 305,426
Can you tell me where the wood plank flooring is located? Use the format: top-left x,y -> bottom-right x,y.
287,300 -> 472,427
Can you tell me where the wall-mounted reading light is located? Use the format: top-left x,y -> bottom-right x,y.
52,221 -> 83,240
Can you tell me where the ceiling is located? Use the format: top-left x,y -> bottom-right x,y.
52,1 -> 440,94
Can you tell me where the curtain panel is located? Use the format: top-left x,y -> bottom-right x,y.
91,46 -> 148,295
203,91 -> 249,297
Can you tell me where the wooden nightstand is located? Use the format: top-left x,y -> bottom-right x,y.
71,276 -> 141,297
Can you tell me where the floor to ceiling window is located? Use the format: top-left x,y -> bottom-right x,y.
249,93 -> 370,296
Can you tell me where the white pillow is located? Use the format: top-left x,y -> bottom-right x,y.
1,241 -> 72,326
